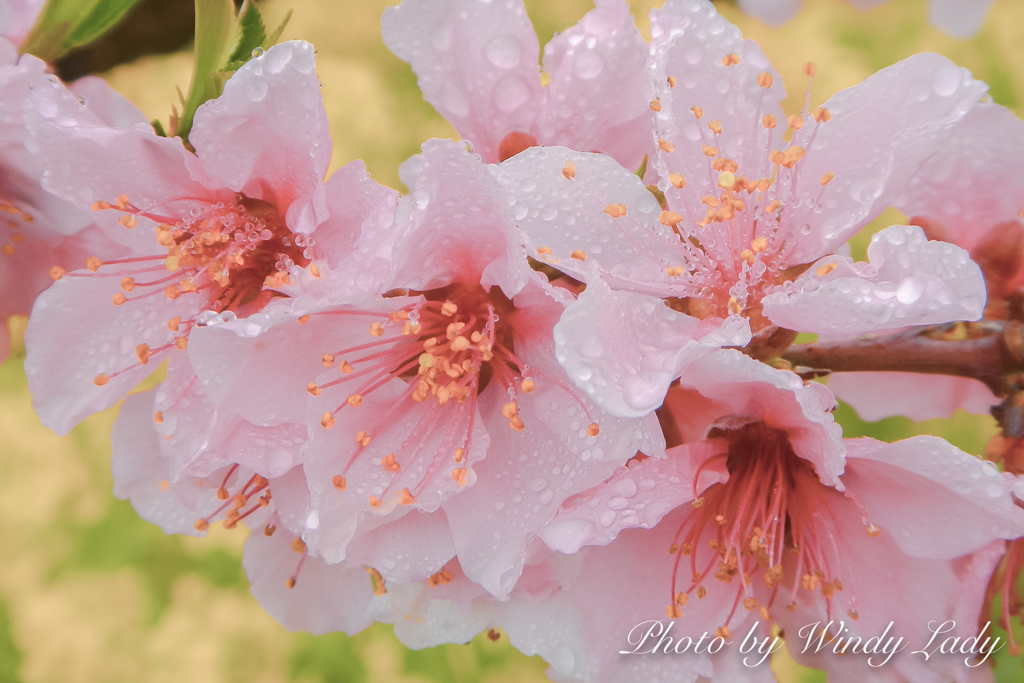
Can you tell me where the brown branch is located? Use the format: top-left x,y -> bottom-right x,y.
780,323 -> 1024,395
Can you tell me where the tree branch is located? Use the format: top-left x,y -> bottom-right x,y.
780,323 -> 1024,395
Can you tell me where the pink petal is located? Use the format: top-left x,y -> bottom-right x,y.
313,160 -> 399,275
111,388 -> 206,536
346,509 -> 456,584
735,0 -> 804,26
536,0 -> 653,171
843,436 -> 1024,558
25,73 -> 223,250
0,1 -> 44,47
442,296 -> 666,598
494,147 -> 686,294
762,225 -> 985,335
191,41 -> 331,235
552,275 -> 750,417
394,138 -> 528,297
828,372 -> 998,422
540,441 -> 728,554
25,268 -> 204,435
898,104 -> 1024,252
780,53 -> 987,265
243,527 -> 376,635
929,0 -> 994,39
678,350 -> 846,487
68,76 -> 150,128
381,0 -> 543,163
649,0 -> 787,205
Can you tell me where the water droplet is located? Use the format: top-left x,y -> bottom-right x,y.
485,35 -> 522,69
573,50 -> 604,79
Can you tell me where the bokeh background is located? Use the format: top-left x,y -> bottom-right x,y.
2,0 -> 1024,681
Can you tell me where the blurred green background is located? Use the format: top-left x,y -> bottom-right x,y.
2,0 -> 1024,681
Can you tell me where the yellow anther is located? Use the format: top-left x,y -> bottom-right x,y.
119,215 -> 137,229
766,200 -> 781,213
690,106 -> 703,119
804,62 -> 817,76
751,237 -> 768,253
399,488 -> 415,506
452,468 -> 467,484
440,301 -> 458,316
174,337 -> 187,350
332,475 -> 346,490
321,412 -> 336,428
502,402 -> 519,419
382,453 -> 400,472
669,173 -> 686,189
659,211 -> 683,228
93,373 -> 109,387
711,158 -> 738,173
368,495 -> 381,507
701,145 -> 718,157
665,266 -> 684,277
787,114 -> 804,130
339,360 -> 354,374
135,344 -> 151,364
718,171 -> 736,189
454,448 -> 465,462
520,378 -> 536,393
112,293 -> 127,305
570,249 -> 587,261
604,203 -> 627,218
418,353 -> 435,369
728,297 -> 742,315
562,161 -> 575,180
536,246 -> 552,255
813,107 -> 832,123
667,604 -> 682,619
820,172 -> 835,186
587,422 -> 599,437
740,249 -> 754,265
667,75 -> 677,87
118,277 -> 135,292
86,256 -> 101,272
650,98 -> 662,112
91,201 -> 111,211
297,315 -> 310,324
194,519 -> 209,531
116,193 -> 130,210
762,114 -> 777,129
722,53 -> 741,66
154,411 -> 164,423
743,598 -> 759,611
164,255 -> 179,272
708,120 -> 722,135
165,285 -> 180,300
310,263 -> 322,278
659,139 -> 676,153
347,394 -> 363,407
369,322 -> 385,337
867,524 -> 881,537
356,430 -> 371,447
781,145 -> 806,168
540,71 -> 551,86
509,416 -> 525,431
320,354 -> 335,368
815,262 -> 838,277
757,72 -> 773,88
49,266 -> 66,281
449,336 -> 469,352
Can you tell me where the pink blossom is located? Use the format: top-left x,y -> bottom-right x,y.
187,138 -> 664,600
828,103 -> 1024,422
22,41 -> 377,436
737,0 -> 993,40
0,40 -> 134,361
382,0 -> 653,169
497,0 -> 988,417
364,352 -> 1024,682
0,0 -> 44,48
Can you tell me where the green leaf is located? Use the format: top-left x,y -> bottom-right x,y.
634,154 -> 648,181
175,0 -> 237,144
20,0 -> 146,62
226,0 -> 266,65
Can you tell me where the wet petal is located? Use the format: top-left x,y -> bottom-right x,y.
828,372 -> 998,422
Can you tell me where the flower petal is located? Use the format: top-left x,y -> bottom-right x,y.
25,268 -> 204,435
897,104 -> 1024,252
735,0 -> 804,26
381,0 -> 543,163
929,0 -> 994,39
762,225 -> 985,335
191,41 -> 331,235
243,526 -> 376,635
553,275 -> 750,418
828,372 -> 998,422
780,53 -> 987,265
537,0 -> 652,171
345,508 -> 456,584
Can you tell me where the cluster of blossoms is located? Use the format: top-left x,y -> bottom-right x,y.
8,0 -> 1024,681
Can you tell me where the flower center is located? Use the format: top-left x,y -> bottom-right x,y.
665,422 -> 863,634
0,199 -> 32,258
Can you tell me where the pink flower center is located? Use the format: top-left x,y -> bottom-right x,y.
85,193 -> 309,387
665,422 -> 868,635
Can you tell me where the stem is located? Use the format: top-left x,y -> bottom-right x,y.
780,323 -> 1022,395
